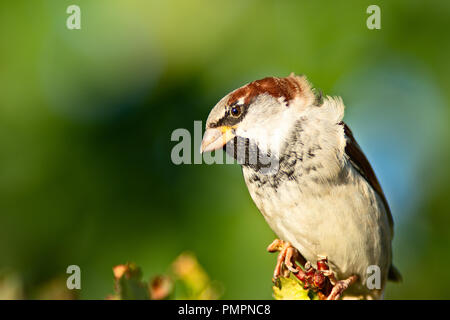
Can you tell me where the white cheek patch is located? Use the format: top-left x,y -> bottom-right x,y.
235,95 -> 301,156
267,108 -> 301,153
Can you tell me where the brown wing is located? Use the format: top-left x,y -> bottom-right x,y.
341,122 -> 394,234
341,122 -> 401,281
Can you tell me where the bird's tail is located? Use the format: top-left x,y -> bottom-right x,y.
388,265 -> 402,282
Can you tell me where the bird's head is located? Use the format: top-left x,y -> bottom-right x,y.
200,74 -> 318,157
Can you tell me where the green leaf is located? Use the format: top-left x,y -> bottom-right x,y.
272,276 -> 312,300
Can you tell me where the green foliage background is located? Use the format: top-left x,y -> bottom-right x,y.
0,0 -> 449,299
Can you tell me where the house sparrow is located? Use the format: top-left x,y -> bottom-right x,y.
200,74 -> 401,299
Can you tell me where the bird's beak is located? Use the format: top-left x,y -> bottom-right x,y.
200,126 -> 235,153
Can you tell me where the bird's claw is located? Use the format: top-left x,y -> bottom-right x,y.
267,240 -> 357,299
294,256 -> 357,300
267,239 -> 304,283
293,256 -> 333,298
326,275 -> 358,300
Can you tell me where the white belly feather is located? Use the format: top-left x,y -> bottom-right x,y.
242,162 -> 391,298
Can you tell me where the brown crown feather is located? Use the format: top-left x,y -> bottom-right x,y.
227,73 -> 315,107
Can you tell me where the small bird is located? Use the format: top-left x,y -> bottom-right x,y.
200,74 -> 401,299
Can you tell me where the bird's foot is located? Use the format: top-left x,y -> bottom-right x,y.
292,256 -> 333,299
326,275 -> 358,300
267,243 -> 357,300
293,256 -> 358,300
267,239 -> 305,283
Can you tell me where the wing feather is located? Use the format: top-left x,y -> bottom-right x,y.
341,122 -> 401,282
341,122 -> 394,235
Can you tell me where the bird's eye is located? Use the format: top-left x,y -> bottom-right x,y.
230,105 -> 242,117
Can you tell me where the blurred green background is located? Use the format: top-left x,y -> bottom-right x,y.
1,0 -> 449,299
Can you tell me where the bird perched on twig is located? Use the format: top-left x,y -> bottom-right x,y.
200,74 -> 401,299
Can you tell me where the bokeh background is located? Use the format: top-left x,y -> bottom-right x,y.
1,0 -> 449,299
